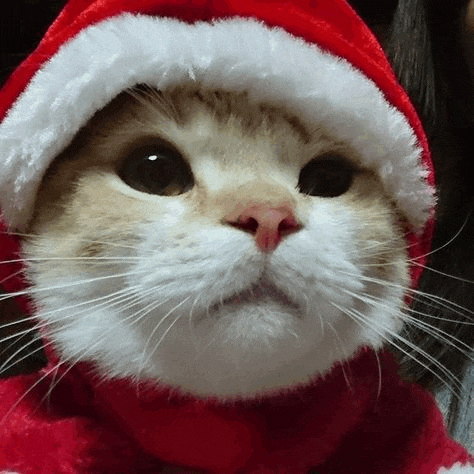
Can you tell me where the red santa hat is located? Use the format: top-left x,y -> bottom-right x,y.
0,0 -> 435,286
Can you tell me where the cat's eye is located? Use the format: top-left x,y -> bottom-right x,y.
297,155 -> 358,197
118,143 -> 194,196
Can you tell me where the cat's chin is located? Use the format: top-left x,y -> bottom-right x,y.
129,297 -> 367,399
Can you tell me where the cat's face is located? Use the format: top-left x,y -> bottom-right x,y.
24,85 -> 409,398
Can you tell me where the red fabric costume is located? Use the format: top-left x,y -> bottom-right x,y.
0,0 -> 472,472
0,343 -> 471,473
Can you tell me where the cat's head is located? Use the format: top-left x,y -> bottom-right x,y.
0,4 -> 435,398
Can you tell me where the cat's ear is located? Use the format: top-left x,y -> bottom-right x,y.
0,291 -> 47,378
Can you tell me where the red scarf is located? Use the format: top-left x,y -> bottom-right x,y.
0,347 -> 471,473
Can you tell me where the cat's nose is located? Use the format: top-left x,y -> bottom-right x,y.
225,205 -> 300,251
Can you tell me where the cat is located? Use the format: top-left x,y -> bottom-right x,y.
21,84 -> 409,398
1,2 -> 472,471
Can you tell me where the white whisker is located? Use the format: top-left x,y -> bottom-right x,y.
342,287 -> 474,371
324,321 -> 354,393
0,335 -> 46,376
339,269 -> 474,321
138,295 -> 191,375
411,261 -> 474,285
0,256 -> 141,266
0,285 -> 150,377
0,321 -> 43,347
1,231 -> 143,251
0,361 -> 64,427
403,313 -> 474,359
331,301 -> 465,399
0,269 -> 148,302
406,213 -> 470,262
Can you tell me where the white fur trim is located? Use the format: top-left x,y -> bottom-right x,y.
438,463 -> 474,473
0,14 -> 434,229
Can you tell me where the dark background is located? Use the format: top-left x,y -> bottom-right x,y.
1,1 -> 66,85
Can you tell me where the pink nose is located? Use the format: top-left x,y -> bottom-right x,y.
226,205 -> 300,251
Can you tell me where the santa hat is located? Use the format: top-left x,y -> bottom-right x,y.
0,0 -> 434,287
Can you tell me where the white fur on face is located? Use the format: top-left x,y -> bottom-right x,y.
24,87 -> 409,398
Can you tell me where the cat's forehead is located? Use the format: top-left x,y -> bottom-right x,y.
80,85 -> 352,171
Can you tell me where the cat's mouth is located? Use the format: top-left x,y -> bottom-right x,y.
208,280 -> 301,315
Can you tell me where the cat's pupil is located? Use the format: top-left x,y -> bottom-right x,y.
118,144 -> 194,196
298,155 -> 356,197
